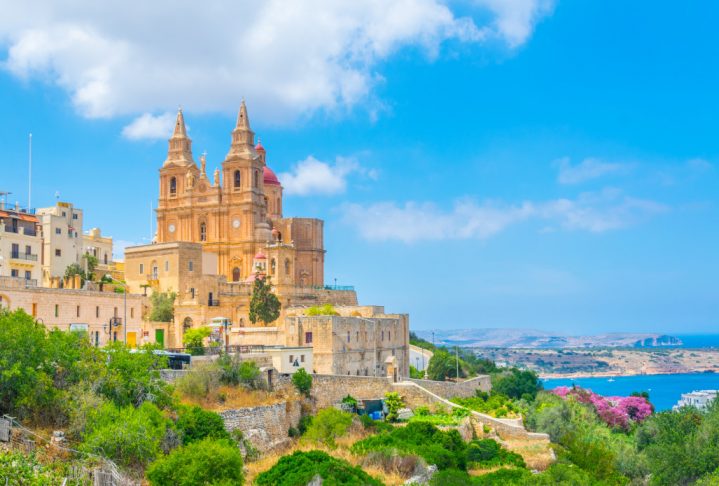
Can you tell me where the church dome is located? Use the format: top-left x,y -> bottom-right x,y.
264,166 -> 281,186
254,250 -> 267,260
255,140 -> 266,153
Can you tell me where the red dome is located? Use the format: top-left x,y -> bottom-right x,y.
264,166 -> 281,186
255,141 -> 266,153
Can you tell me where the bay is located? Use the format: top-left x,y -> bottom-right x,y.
542,373 -> 719,411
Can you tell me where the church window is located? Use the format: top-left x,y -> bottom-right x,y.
285,258 -> 291,276
232,267 -> 240,282
270,259 -> 276,275
305,331 -> 313,344
200,223 -> 207,241
188,260 -> 193,272
234,170 -> 241,189
254,170 -> 259,187
277,197 -> 281,213
347,331 -> 350,343
139,263 -> 144,274
164,260 -> 169,272
170,177 -> 177,195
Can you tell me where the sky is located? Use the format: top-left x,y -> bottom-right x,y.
0,0 -> 717,334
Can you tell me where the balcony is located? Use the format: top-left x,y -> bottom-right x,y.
208,299 -> 220,307
10,252 -> 38,262
109,317 -> 123,327
0,276 -> 38,288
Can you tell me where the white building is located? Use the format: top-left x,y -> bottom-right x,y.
0,204 -> 42,284
674,390 -> 718,410
82,227 -> 114,274
37,201 -> 84,285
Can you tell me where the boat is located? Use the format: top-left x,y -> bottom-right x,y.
607,378 -> 615,382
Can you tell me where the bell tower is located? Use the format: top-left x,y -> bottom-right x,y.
156,108 -> 199,243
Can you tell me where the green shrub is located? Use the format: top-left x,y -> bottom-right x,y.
306,304 -> 340,316
183,327 -> 211,355
352,421 -> 467,471
81,402 -> 169,469
146,438 -> 244,486
341,394 -> 358,408
0,450 -> 68,484
414,406 -> 431,416
465,439 -> 525,468
292,368 -> 312,397
175,362 -> 220,400
217,354 -> 263,389
255,450 -> 382,486
409,365 -> 424,379
98,343 -> 171,408
452,393 -> 520,418
384,392 -> 404,422
303,408 -> 353,448
176,405 -> 230,445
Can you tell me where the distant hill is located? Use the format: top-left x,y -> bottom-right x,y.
414,328 -> 682,349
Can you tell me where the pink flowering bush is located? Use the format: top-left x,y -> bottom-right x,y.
551,386 -> 653,430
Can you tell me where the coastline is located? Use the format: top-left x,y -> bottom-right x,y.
540,369 -> 719,380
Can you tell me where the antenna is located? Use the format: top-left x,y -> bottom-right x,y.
28,133 -> 32,210
150,200 -> 153,242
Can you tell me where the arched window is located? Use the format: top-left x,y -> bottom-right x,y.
254,170 -> 259,187
277,197 -> 281,213
270,259 -> 276,275
183,317 -> 193,331
170,177 -> 177,195
200,222 -> 207,241
232,267 -> 240,282
234,170 -> 241,189
284,258 -> 291,276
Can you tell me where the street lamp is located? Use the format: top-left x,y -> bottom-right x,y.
106,274 -> 127,345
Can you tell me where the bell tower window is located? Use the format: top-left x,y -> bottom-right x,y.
200,222 -> 207,241
234,170 -> 241,189
232,267 -> 240,282
254,170 -> 259,188
170,177 -> 177,195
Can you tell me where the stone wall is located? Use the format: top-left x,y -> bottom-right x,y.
220,400 -> 302,452
408,376 -> 491,398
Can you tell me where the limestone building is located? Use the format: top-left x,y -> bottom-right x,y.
154,103 -> 323,287
0,279 -> 144,347
125,102 -> 409,377
37,201 -> 84,285
0,204 -> 41,283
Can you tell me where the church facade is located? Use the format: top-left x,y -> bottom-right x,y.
155,102 -> 324,288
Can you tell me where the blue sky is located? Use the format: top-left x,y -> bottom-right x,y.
0,1 -> 717,334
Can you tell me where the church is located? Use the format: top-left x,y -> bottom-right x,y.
155,102 -> 324,287
123,103 -> 409,378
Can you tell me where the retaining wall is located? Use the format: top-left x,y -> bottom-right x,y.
220,400 -> 302,452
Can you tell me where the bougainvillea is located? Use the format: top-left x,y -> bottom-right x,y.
551,386 -> 653,430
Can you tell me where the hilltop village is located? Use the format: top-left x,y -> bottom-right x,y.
0,102 -> 409,378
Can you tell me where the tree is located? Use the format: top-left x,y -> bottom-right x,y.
492,369 -> 542,401
149,291 -> 176,322
146,438 -> 244,486
217,354 -> 263,389
303,408 -> 353,448
409,365 -> 424,379
249,275 -> 281,325
427,349 -> 465,381
183,327 -> 211,355
97,343 -> 171,408
81,402 -> 169,469
292,368 -> 312,397
384,391 -> 405,422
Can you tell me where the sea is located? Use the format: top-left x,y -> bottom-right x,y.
543,373 -> 719,411
542,334 -> 719,411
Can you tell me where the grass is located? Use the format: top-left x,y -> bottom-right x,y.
177,384 -> 297,411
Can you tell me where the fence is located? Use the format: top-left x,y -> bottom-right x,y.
0,415 -> 139,486
165,344 -> 266,356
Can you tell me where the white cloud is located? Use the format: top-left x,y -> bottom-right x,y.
555,157 -> 629,185
279,156 -> 370,196
0,1 -> 552,124
121,112 -> 176,140
342,189 -> 667,243
474,0 -> 555,47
